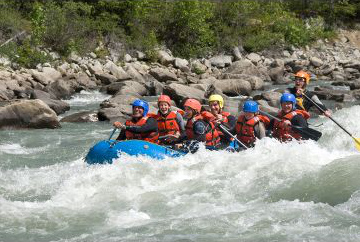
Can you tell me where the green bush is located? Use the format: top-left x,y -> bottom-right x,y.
0,3 -> 29,43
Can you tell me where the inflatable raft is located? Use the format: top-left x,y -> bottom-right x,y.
85,139 -> 186,164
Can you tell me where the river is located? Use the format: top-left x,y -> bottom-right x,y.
1,91 -> 360,242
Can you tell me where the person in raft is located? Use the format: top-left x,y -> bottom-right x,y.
114,99 -> 158,143
151,94 -> 186,145
208,94 -> 236,147
234,100 -> 269,147
176,98 -> 220,151
286,70 -> 331,117
268,93 -> 310,142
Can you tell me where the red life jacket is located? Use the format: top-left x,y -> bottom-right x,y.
272,110 -> 310,142
216,111 -> 231,137
185,111 -> 221,146
125,116 -> 159,143
235,114 -> 270,146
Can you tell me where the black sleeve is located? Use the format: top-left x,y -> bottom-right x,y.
116,129 -> 126,140
225,115 -> 236,130
124,118 -> 158,133
291,114 -> 308,128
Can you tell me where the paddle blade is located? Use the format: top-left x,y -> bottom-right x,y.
292,126 -> 322,141
353,137 -> 360,151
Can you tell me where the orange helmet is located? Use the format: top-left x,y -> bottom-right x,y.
295,70 -> 311,84
184,99 -> 201,113
158,94 -> 171,106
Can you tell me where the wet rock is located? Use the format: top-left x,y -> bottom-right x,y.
0,99 -> 60,129
60,111 -> 98,122
30,89 -> 70,115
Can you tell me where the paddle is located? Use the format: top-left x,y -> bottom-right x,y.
303,93 -> 360,151
108,128 -> 118,140
218,124 -> 248,149
259,110 -> 322,141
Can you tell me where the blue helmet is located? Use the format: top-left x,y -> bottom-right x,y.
132,99 -> 149,116
280,93 -> 296,109
243,100 -> 258,113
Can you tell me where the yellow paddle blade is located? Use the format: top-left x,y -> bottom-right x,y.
353,137 -> 360,151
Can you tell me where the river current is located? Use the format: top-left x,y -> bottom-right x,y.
1,91 -> 360,242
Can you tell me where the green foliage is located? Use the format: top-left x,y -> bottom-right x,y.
0,39 -> 52,68
163,1 -> 215,58
0,2 -> 29,42
30,2 -> 46,45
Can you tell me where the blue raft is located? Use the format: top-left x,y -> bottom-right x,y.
85,139 -> 186,165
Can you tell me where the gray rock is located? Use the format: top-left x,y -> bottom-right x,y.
225,60 -> 269,81
174,58 -> 189,72
163,83 -> 206,106
136,51 -> 146,60
209,55 -> 233,68
0,99 -> 60,129
124,54 -> 132,62
233,46 -> 242,61
213,79 -> 252,96
149,67 -> 178,82
98,94 -> 139,122
260,91 -> 282,107
221,74 -> 264,90
191,60 -> 207,73
104,61 -> 131,81
125,65 -> 145,83
44,79 -> 73,99
246,53 -> 262,64
269,67 -> 285,84
30,89 -> 70,115
95,73 -> 118,85
157,50 -> 174,66
87,61 -> 103,75
105,81 -> 147,96
60,111 -> 98,122
310,57 -> 324,67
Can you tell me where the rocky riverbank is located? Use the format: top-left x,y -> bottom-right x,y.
1,30 -> 360,129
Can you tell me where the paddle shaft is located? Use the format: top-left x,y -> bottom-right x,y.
302,93 -> 355,138
219,124 -> 248,149
109,128 -> 118,140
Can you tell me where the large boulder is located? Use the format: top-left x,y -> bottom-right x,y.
0,99 -> 60,129
30,90 -> 70,115
221,73 -> 264,90
102,81 -> 147,96
157,50 -> 175,66
163,83 -> 206,106
269,67 -> 285,84
44,79 -> 73,99
98,94 -> 138,122
213,79 -> 252,96
149,67 -> 178,82
225,60 -> 269,81
104,61 -> 131,81
209,55 -> 233,68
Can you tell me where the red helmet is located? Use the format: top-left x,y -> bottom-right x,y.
184,99 -> 201,113
158,94 -> 171,106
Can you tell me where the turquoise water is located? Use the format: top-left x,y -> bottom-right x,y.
1,91 -> 360,242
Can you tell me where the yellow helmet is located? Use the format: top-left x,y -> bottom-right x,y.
208,94 -> 224,108
295,70 -> 311,85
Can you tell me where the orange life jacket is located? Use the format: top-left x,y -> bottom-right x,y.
154,111 -> 181,137
185,111 -> 221,147
125,116 -> 159,143
235,114 -> 270,146
272,110 -> 310,142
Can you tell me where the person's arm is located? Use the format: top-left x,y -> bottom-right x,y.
175,112 -> 186,131
116,129 -> 126,140
254,122 -> 266,139
124,118 -> 158,133
310,95 -> 328,111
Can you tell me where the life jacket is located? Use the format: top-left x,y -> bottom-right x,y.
151,111 -> 181,145
213,111 -> 231,137
125,116 -> 159,143
185,111 -> 221,147
235,114 -> 270,146
272,109 -> 310,142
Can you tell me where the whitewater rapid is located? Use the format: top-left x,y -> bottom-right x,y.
0,92 -> 360,242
